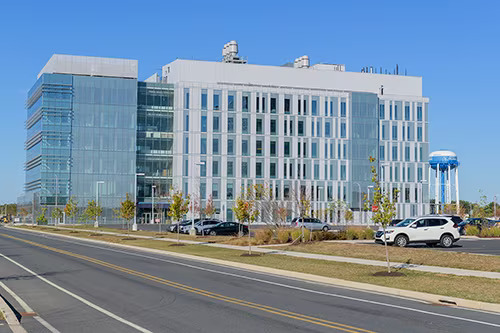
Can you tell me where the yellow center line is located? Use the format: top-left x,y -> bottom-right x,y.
0,233 -> 376,333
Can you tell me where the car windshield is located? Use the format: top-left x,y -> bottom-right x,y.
395,218 -> 415,227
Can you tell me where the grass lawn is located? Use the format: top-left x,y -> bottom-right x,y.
11,225 -> 500,304
269,242 -> 500,273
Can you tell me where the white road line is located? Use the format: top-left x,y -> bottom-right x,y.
33,316 -> 61,333
0,252 -> 152,333
6,227 -> 500,328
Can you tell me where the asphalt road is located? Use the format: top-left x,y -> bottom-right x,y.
0,226 -> 499,333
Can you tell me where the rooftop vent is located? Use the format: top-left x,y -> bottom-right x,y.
222,41 -> 247,64
294,55 -> 310,69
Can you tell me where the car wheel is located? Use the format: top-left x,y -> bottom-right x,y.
209,230 -> 217,236
394,234 -> 408,247
322,226 -> 329,232
440,234 -> 454,248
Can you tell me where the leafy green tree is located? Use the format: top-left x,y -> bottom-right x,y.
117,193 -> 135,234
51,208 -> 63,225
37,208 -> 48,225
168,189 -> 190,243
64,197 -> 79,223
85,200 -> 103,228
365,156 -> 399,273
233,186 -> 260,255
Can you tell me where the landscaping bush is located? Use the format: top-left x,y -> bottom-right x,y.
254,228 -> 273,244
276,229 -> 291,243
480,227 -> 500,238
346,228 -> 362,240
303,229 -> 311,242
363,228 -> 375,240
466,225 -> 480,236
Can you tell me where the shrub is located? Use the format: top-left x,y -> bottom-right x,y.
276,229 -> 291,243
303,229 -> 311,242
254,228 -> 273,244
480,227 -> 500,238
346,228 -> 361,240
466,225 -> 480,236
363,228 -> 375,240
291,230 -> 302,242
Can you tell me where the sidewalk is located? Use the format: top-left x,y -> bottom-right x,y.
13,225 -> 500,280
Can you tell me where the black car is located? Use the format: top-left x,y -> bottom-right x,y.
203,222 -> 248,236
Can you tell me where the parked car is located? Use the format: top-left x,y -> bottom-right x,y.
291,217 -> 330,232
181,219 -> 222,234
375,215 -> 460,248
169,220 -> 193,233
203,222 -> 248,236
459,217 -> 490,235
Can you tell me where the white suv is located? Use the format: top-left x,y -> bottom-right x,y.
375,216 -> 460,248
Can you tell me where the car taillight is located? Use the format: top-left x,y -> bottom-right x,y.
453,223 -> 458,228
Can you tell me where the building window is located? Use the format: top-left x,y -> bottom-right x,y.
298,99 -> 301,115
213,138 -> 219,154
200,162 -> 207,177
312,100 -> 317,116
284,142 -> 290,157
256,162 -> 262,178
270,141 -> 277,156
256,119 -> 263,134
184,114 -> 189,131
324,101 -> 328,116
212,183 -> 219,199
201,138 -> 207,154
242,140 -> 249,156
256,96 -> 260,112
405,105 -> 410,120
284,98 -> 290,114
184,88 -> 190,109
228,116 -> 234,133
227,161 -> 234,177
325,122 -> 331,137
213,115 -> 220,132
213,93 -> 220,110
417,106 -> 423,121
380,145 -> 385,161
228,94 -> 235,111
201,115 -> 207,132
314,164 -> 320,180
270,163 -> 276,178
284,120 -> 288,136
379,104 -> 385,119
242,162 -> 248,178
312,142 -> 317,158
213,161 -> 219,177
256,140 -> 263,156
227,183 -> 234,200
201,91 -> 207,110
394,104 -> 399,120
262,96 -> 266,112
340,101 -> 346,117
200,183 -> 206,199
303,99 -> 307,115
184,137 -> 189,154
390,104 -> 393,120
271,97 -> 277,113
340,164 -> 346,180
392,125 -> 398,140
405,146 -> 410,161
298,121 -> 304,136
417,126 -> 423,142
418,167 -> 423,181
316,120 -> 321,137
242,118 -> 249,134
228,139 -> 234,155
242,95 -> 249,112
270,119 -> 277,135
303,142 -> 307,158
392,145 -> 398,160
311,122 -> 315,136
340,122 -> 346,138
289,120 -> 294,135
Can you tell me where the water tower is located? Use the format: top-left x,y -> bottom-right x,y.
428,150 -> 460,214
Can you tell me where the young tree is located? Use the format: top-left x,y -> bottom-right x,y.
85,200 -> 102,228
64,196 -> 78,223
365,156 -> 399,273
37,208 -> 48,225
168,189 -> 190,243
117,193 -> 136,234
19,208 -> 29,223
344,209 -> 354,223
51,208 -> 63,225
204,194 -> 215,218
232,186 -> 259,255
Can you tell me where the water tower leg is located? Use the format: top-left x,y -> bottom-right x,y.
447,165 -> 452,204
455,167 -> 460,215
436,164 -> 440,213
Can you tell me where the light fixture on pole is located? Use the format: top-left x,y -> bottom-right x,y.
190,161 -> 206,236
151,185 -> 156,225
95,181 -> 104,228
133,173 -> 145,231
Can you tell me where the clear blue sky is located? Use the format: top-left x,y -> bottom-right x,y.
1,0 -> 498,205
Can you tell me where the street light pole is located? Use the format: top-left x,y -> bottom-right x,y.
55,175 -> 58,225
151,185 -> 156,225
95,181 -> 104,228
190,161 -> 205,236
133,173 -> 145,231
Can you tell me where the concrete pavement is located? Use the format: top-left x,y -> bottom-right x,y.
0,226 -> 500,332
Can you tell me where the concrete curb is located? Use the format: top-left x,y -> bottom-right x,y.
7,226 -> 500,314
0,293 -> 27,333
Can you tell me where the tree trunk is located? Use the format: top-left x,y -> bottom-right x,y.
383,225 -> 391,273
248,221 -> 252,255
177,219 -> 180,243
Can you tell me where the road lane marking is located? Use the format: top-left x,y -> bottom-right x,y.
6,228 -> 500,328
1,233 -> 373,333
0,253 -> 152,333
